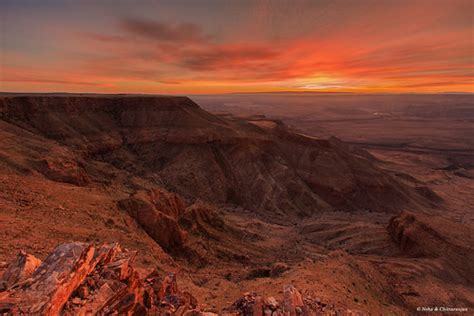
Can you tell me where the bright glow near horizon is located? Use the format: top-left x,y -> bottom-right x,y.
0,0 -> 473,94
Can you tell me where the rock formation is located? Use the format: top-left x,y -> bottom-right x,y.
118,188 -> 187,252
0,242 -> 198,315
0,95 -> 441,217
0,242 -> 366,316
388,211 -> 474,283
224,288 -> 367,316
0,251 -> 42,290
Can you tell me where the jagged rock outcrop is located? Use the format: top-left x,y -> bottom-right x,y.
0,252 -> 42,290
0,95 -> 441,217
0,243 -> 100,314
118,188 -> 246,261
118,188 -> 187,252
0,242 -> 199,315
388,211 -> 474,283
0,242 -> 367,316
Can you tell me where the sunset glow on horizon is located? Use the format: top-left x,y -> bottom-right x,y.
1,0 -> 473,94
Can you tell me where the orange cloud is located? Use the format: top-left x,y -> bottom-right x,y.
1,1 -> 472,94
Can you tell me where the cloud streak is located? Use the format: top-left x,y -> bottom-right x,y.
1,0 -> 472,93
121,18 -> 211,44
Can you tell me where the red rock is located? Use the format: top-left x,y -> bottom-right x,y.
282,285 -> 304,316
76,281 -> 117,315
158,272 -> 179,299
135,188 -> 186,218
388,211 -> 474,283
270,262 -> 289,277
30,158 -> 89,186
1,242 -> 96,315
0,251 -> 42,289
76,285 -> 89,299
264,296 -> 278,310
118,189 -> 187,252
252,295 -> 264,315
183,310 -> 202,316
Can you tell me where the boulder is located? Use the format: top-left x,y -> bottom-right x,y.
30,158 -> 89,186
282,285 -> 304,316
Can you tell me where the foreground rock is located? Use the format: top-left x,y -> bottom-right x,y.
0,251 -> 42,290
0,242 -> 367,316
225,287 -> 368,316
0,242 -> 199,315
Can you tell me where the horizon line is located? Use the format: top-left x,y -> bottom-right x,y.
1,91 -> 473,97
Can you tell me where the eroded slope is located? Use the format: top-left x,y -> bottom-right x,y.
0,95 -> 440,216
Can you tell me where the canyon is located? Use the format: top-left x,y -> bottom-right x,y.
0,94 -> 472,315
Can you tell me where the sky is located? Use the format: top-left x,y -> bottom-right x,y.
0,0 -> 473,94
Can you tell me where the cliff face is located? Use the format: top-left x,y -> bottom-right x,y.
0,95 -> 440,216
